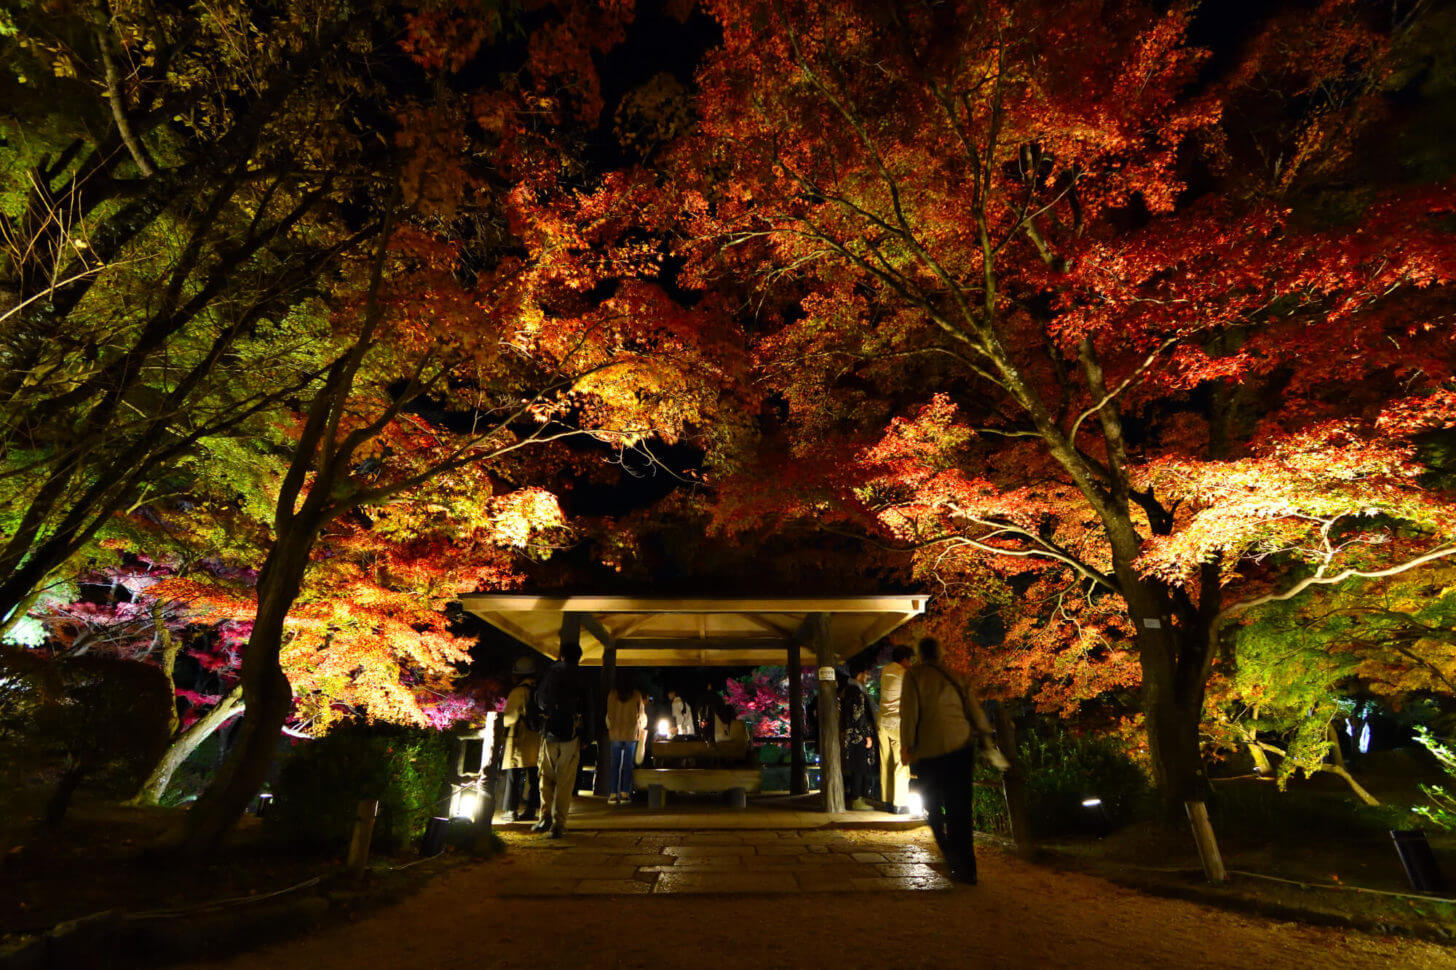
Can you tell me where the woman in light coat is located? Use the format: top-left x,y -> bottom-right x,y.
605,681 -> 648,805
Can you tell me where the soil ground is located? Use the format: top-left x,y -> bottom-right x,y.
177,828 -> 1456,970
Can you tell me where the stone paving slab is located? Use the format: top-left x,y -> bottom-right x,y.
493,827 -> 953,896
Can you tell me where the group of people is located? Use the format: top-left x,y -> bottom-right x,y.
501,641 -> 647,839
496,634 -> 1004,884
498,643 -> 590,839
840,636 -> 1006,885
497,643 -> 749,838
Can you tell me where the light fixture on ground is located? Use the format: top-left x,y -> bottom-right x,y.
1081,795 -> 1111,836
657,718 -> 672,739
907,790 -> 925,817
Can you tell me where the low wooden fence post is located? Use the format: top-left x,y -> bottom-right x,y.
995,705 -> 1035,859
345,798 -> 379,877
1185,800 -> 1227,882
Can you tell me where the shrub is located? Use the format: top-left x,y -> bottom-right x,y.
1208,778 -> 1415,842
268,722 -> 454,852
1413,727 -> 1456,832
972,763 -> 1010,836
1019,727 -> 1151,837
0,649 -> 171,824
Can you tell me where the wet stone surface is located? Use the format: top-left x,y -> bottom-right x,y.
493,828 -> 954,895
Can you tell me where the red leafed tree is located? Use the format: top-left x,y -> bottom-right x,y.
674,0 -> 1456,823
177,1 -> 740,853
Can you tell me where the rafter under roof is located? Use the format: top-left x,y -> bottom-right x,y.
457,594 -> 927,667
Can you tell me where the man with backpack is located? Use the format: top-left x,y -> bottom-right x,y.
500,656 -> 542,822
533,640 -> 589,838
902,636 -> 1008,884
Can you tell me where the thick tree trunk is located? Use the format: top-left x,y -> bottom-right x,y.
129,685 -> 244,806
1143,692 -> 1209,814
173,536 -> 309,855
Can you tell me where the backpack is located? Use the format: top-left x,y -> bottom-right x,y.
521,679 -> 545,734
535,664 -> 584,742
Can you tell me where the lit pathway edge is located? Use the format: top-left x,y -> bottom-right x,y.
488,828 -> 953,895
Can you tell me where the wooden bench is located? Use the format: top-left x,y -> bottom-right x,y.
633,767 -> 762,809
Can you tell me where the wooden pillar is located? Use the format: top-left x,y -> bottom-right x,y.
594,636 -> 618,796
787,639 -> 806,796
995,704 -> 1035,859
811,613 -> 845,813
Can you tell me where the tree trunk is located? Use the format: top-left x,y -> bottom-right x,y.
45,762 -> 87,828
1237,723 -> 1274,776
129,685 -> 244,806
173,535 -> 309,855
0,587 -> 41,640
1143,689 -> 1209,815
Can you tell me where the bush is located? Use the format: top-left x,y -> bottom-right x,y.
1019,727 -> 1151,837
972,763 -> 1010,836
268,722 -> 454,852
0,649 -> 171,824
1208,778 -> 1415,843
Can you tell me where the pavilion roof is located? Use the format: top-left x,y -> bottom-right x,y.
457,594 -> 927,667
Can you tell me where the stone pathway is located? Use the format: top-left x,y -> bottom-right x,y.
492,827 -> 953,894
182,836 -> 1456,970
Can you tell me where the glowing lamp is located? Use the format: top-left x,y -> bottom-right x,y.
1081,797 -> 1103,808
907,791 -> 925,817
657,718 -> 672,739
455,791 -> 481,822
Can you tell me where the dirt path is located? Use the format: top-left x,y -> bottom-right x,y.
183,832 -> 1455,970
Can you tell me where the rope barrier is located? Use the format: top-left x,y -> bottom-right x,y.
122,876 -> 324,920
1045,853 -> 1456,905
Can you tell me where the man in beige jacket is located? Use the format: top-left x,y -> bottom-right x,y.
901,636 -> 1003,884
877,645 -> 914,812
500,656 -> 541,822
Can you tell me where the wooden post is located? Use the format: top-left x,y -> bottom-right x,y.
595,635 -> 618,797
787,638 -> 807,796
995,704 -> 1035,859
345,798 -> 379,877
813,612 -> 845,813
1185,800 -> 1227,882
476,714 -> 507,835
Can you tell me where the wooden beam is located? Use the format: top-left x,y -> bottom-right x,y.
613,637 -> 790,651
811,613 -> 845,813
743,613 -> 799,638
560,612 -> 582,650
459,594 -> 926,614
788,638 -> 806,796
594,634 -> 618,797
604,615 -> 654,640
855,611 -> 919,650
580,613 -> 616,650
591,649 -> 805,667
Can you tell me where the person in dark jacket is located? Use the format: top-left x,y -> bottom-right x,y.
533,641 -> 588,838
840,661 -> 878,809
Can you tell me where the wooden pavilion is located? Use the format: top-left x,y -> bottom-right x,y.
457,594 -> 926,812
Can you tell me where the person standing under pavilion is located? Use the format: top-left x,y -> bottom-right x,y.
534,640 -> 589,838
500,656 -> 542,822
877,644 -> 914,812
840,660 -> 879,810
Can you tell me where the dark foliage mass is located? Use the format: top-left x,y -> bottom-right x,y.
267,723 -> 453,852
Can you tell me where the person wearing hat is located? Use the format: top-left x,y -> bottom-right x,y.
500,655 -> 542,822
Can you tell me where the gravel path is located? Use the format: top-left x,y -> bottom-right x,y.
183,830 -> 1455,970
